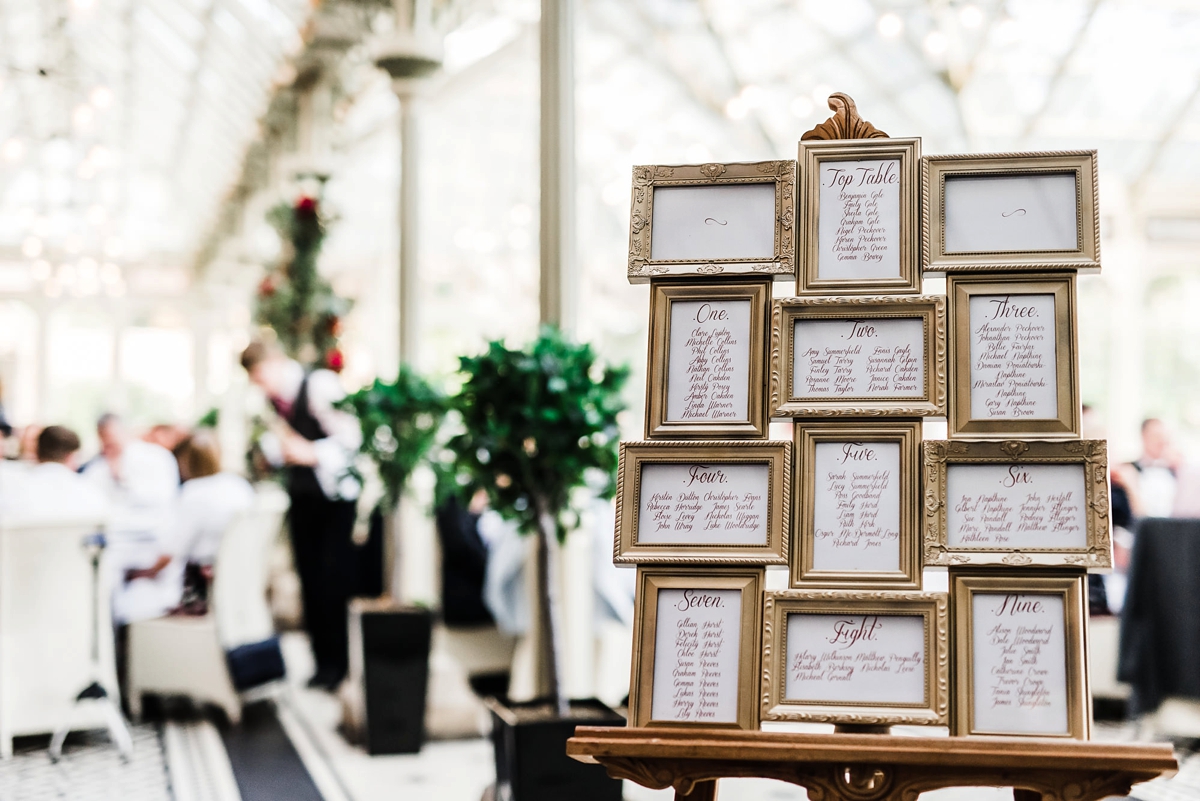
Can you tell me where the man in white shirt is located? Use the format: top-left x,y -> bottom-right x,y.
0,426 -> 108,523
82,413 -> 181,624
241,341 -> 362,690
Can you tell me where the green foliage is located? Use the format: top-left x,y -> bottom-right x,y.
196,407 -> 219,428
446,326 -> 629,542
337,366 -> 449,511
255,196 -> 351,367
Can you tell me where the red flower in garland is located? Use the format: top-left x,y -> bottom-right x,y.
295,196 -> 318,219
258,274 -> 277,297
325,347 -> 345,372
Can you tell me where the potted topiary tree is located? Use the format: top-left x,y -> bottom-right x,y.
446,326 -> 628,801
336,365 -> 448,754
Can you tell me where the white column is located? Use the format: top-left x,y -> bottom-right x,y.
396,86 -> 420,367
539,0 -> 577,331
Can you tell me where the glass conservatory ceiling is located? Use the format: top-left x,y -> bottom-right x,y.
4,0 -> 1200,287
0,0 -> 310,283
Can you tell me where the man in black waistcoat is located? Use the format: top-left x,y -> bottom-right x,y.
241,341 -> 362,690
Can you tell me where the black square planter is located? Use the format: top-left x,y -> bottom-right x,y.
352,603 -> 433,755
486,697 -> 624,801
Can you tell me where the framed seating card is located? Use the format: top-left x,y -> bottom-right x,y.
646,280 -> 769,439
797,138 -> 921,295
627,161 -> 795,283
922,151 -> 1099,273
947,274 -> 1079,439
614,441 -> 790,565
924,439 -> 1112,568
760,590 -> 948,726
950,570 -> 1089,739
770,296 -> 946,417
629,567 -> 763,729
793,422 -> 922,589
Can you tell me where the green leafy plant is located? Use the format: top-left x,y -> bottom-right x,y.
337,365 -> 448,511
445,326 -> 628,713
255,195 -> 352,370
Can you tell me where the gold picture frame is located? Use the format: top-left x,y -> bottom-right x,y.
760,590 -> 949,726
797,138 -> 921,295
627,160 -> 796,283
950,570 -> 1090,739
924,439 -> 1112,569
646,279 -> 770,439
947,274 -> 1079,439
793,421 -> 922,589
614,440 -> 790,565
922,151 -> 1099,273
769,295 -> 946,417
629,567 -> 764,730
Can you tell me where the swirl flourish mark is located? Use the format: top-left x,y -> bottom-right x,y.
1001,208 -> 1027,218
704,217 -> 728,226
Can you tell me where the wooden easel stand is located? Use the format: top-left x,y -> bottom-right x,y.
566,726 -> 1176,801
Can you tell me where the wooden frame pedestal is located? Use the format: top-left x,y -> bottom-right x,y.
566,727 -> 1176,801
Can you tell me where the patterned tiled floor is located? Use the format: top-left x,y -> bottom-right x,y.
0,726 -> 171,801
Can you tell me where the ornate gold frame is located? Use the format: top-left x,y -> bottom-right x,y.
923,439 -> 1112,569
922,151 -> 1099,273
627,160 -> 796,283
614,440 -> 790,565
797,138 -> 921,295
947,274 -> 1079,439
629,567 -> 764,730
950,570 -> 1090,739
793,421 -> 923,589
760,590 -> 949,726
646,279 -> 770,439
769,295 -> 946,417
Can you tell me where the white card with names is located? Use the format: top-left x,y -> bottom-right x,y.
667,299 -> 751,423
812,441 -> 902,572
785,613 -> 926,704
947,463 -> 1088,550
638,462 -> 770,546
793,317 -> 925,399
968,293 -> 1058,420
971,592 -> 1069,735
651,588 -> 743,723
817,159 -> 902,280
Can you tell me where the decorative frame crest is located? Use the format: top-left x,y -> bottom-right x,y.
801,93 -> 889,141
922,439 -> 1112,568
769,295 -> 946,417
627,160 -> 796,283
760,590 -> 949,726
614,440 -> 791,565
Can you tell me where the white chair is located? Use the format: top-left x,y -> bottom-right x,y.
0,518 -> 121,759
126,487 -> 289,724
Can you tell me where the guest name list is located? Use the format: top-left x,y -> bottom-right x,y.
667,299 -> 751,423
972,593 -> 1069,734
968,294 -> 1058,419
811,441 -> 902,572
818,159 -> 902,280
793,317 -> 924,399
638,462 -> 770,546
947,463 -> 1087,550
651,588 -> 742,722
784,614 -> 926,704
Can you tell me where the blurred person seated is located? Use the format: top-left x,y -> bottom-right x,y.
241,340 -> 361,690
1129,417 -> 1181,518
126,431 -> 254,613
144,422 -> 189,453
0,426 -> 108,522
83,413 -> 181,625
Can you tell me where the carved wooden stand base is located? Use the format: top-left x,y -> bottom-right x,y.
566,727 -> 1176,801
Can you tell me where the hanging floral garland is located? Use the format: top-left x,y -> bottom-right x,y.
255,194 -> 352,371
